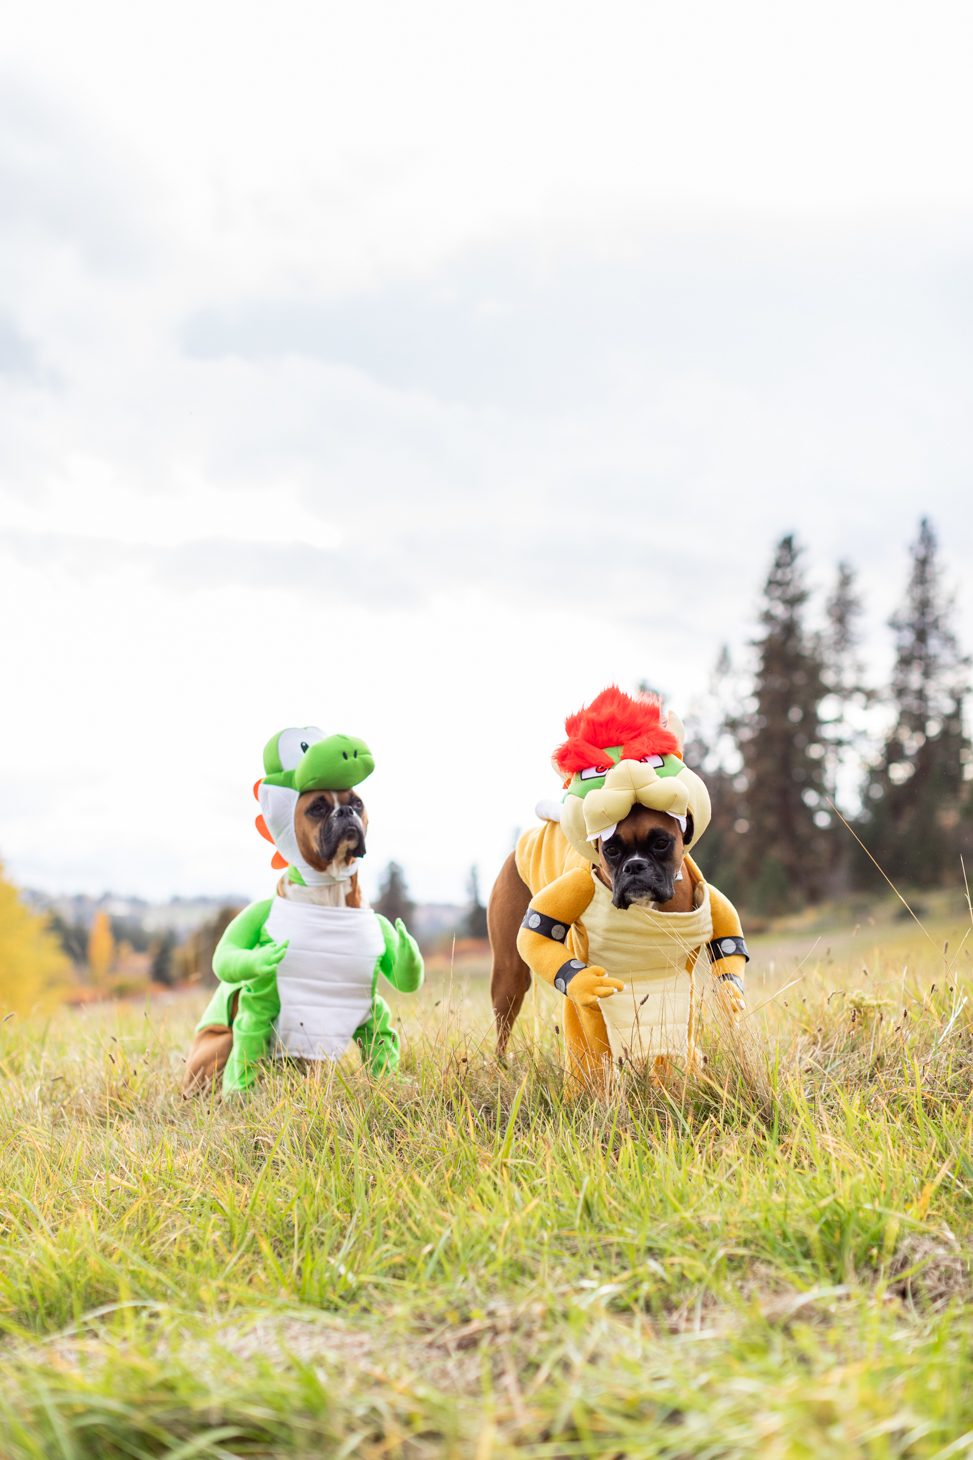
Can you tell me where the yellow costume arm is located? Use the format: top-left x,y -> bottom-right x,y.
704,884 -> 748,1016
516,869 -> 624,1009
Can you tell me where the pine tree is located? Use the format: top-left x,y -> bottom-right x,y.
150,930 -> 178,986
374,862 -> 415,926
0,865 -> 71,1015
736,534 -> 829,908
819,561 -> 871,812
816,560 -> 874,892
48,913 -> 88,965
464,865 -> 488,940
862,518 -> 970,886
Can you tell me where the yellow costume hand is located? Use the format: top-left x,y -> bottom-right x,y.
709,953 -> 746,1019
564,964 -> 625,1008
711,967 -> 745,1018
718,982 -> 746,1018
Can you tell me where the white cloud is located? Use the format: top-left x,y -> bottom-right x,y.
0,2 -> 971,903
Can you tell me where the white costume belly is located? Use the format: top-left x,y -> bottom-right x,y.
582,875 -> 714,1063
264,898 -> 384,1061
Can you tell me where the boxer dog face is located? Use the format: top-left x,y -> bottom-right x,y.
596,805 -> 691,910
294,788 -> 368,872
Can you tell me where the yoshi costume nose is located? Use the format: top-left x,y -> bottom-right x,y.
294,734 -> 375,792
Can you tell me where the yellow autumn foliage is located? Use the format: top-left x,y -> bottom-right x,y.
0,865 -> 72,1016
87,910 -> 115,988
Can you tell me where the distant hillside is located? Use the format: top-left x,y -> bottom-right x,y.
409,902 -> 467,943
23,887 -> 468,949
22,889 -> 249,938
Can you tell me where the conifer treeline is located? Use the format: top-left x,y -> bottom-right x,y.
688,518 -> 971,913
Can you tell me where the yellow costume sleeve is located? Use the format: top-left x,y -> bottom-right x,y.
704,884 -> 748,1015
516,869 -> 624,1008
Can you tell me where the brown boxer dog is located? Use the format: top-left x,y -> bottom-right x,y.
489,805 -> 692,1058
292,787 -> 369,907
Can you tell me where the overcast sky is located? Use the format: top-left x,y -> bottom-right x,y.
1,1 -> 971,905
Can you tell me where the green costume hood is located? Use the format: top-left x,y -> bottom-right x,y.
255,725 -> 375,887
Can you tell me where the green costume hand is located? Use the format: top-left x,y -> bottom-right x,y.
251,939 -> 289,979
377,915 -> 424,993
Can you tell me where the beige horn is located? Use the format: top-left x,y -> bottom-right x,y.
666,709 -> 686,754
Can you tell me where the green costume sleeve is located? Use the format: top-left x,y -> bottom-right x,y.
222,973 -> 282,1093
213,899 -> 277,983
374,914 -> 424,993
210,898 -> 286,1095
354,992 -> 400,1075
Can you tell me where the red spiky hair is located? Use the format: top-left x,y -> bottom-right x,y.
553,686 -> 683,779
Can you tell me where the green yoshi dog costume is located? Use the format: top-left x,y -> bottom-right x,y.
189,727 -> 423,1094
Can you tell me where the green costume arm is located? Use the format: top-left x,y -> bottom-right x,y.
354,991 -> 400,1075
375,914 -> 424,993
212,899 -> 284,983
210,899 -> 286,1094
222,973 -> 281,1093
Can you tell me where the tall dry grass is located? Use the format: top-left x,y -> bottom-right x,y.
1,893 -> 972,1457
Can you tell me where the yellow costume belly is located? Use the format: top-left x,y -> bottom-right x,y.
514,819 -> 716,1064
581,874 -> 713,1062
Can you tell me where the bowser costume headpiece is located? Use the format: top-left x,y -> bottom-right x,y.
553,687 -> 711,862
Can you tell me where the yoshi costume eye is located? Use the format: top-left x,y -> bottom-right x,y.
276,726 -> 324,771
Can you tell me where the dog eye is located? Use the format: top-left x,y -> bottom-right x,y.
641,754 -> 665,769
580,765 -> 609,781
603,835 -> 622,856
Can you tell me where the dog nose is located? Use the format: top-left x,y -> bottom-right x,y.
624,857 -> 649,874
334,805 -> 358,819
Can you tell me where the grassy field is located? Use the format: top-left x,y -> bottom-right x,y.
2,892 -> 973,1458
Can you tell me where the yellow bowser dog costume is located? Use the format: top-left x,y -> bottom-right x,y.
515,688 -> 748,1087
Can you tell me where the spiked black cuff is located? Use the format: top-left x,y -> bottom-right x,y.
706,936 -> 749,965
553,958 -> 587,994
521,909 -> 572,945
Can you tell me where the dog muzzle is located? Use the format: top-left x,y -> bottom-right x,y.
258,782 -> 362,887
322,806 -> 366,864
